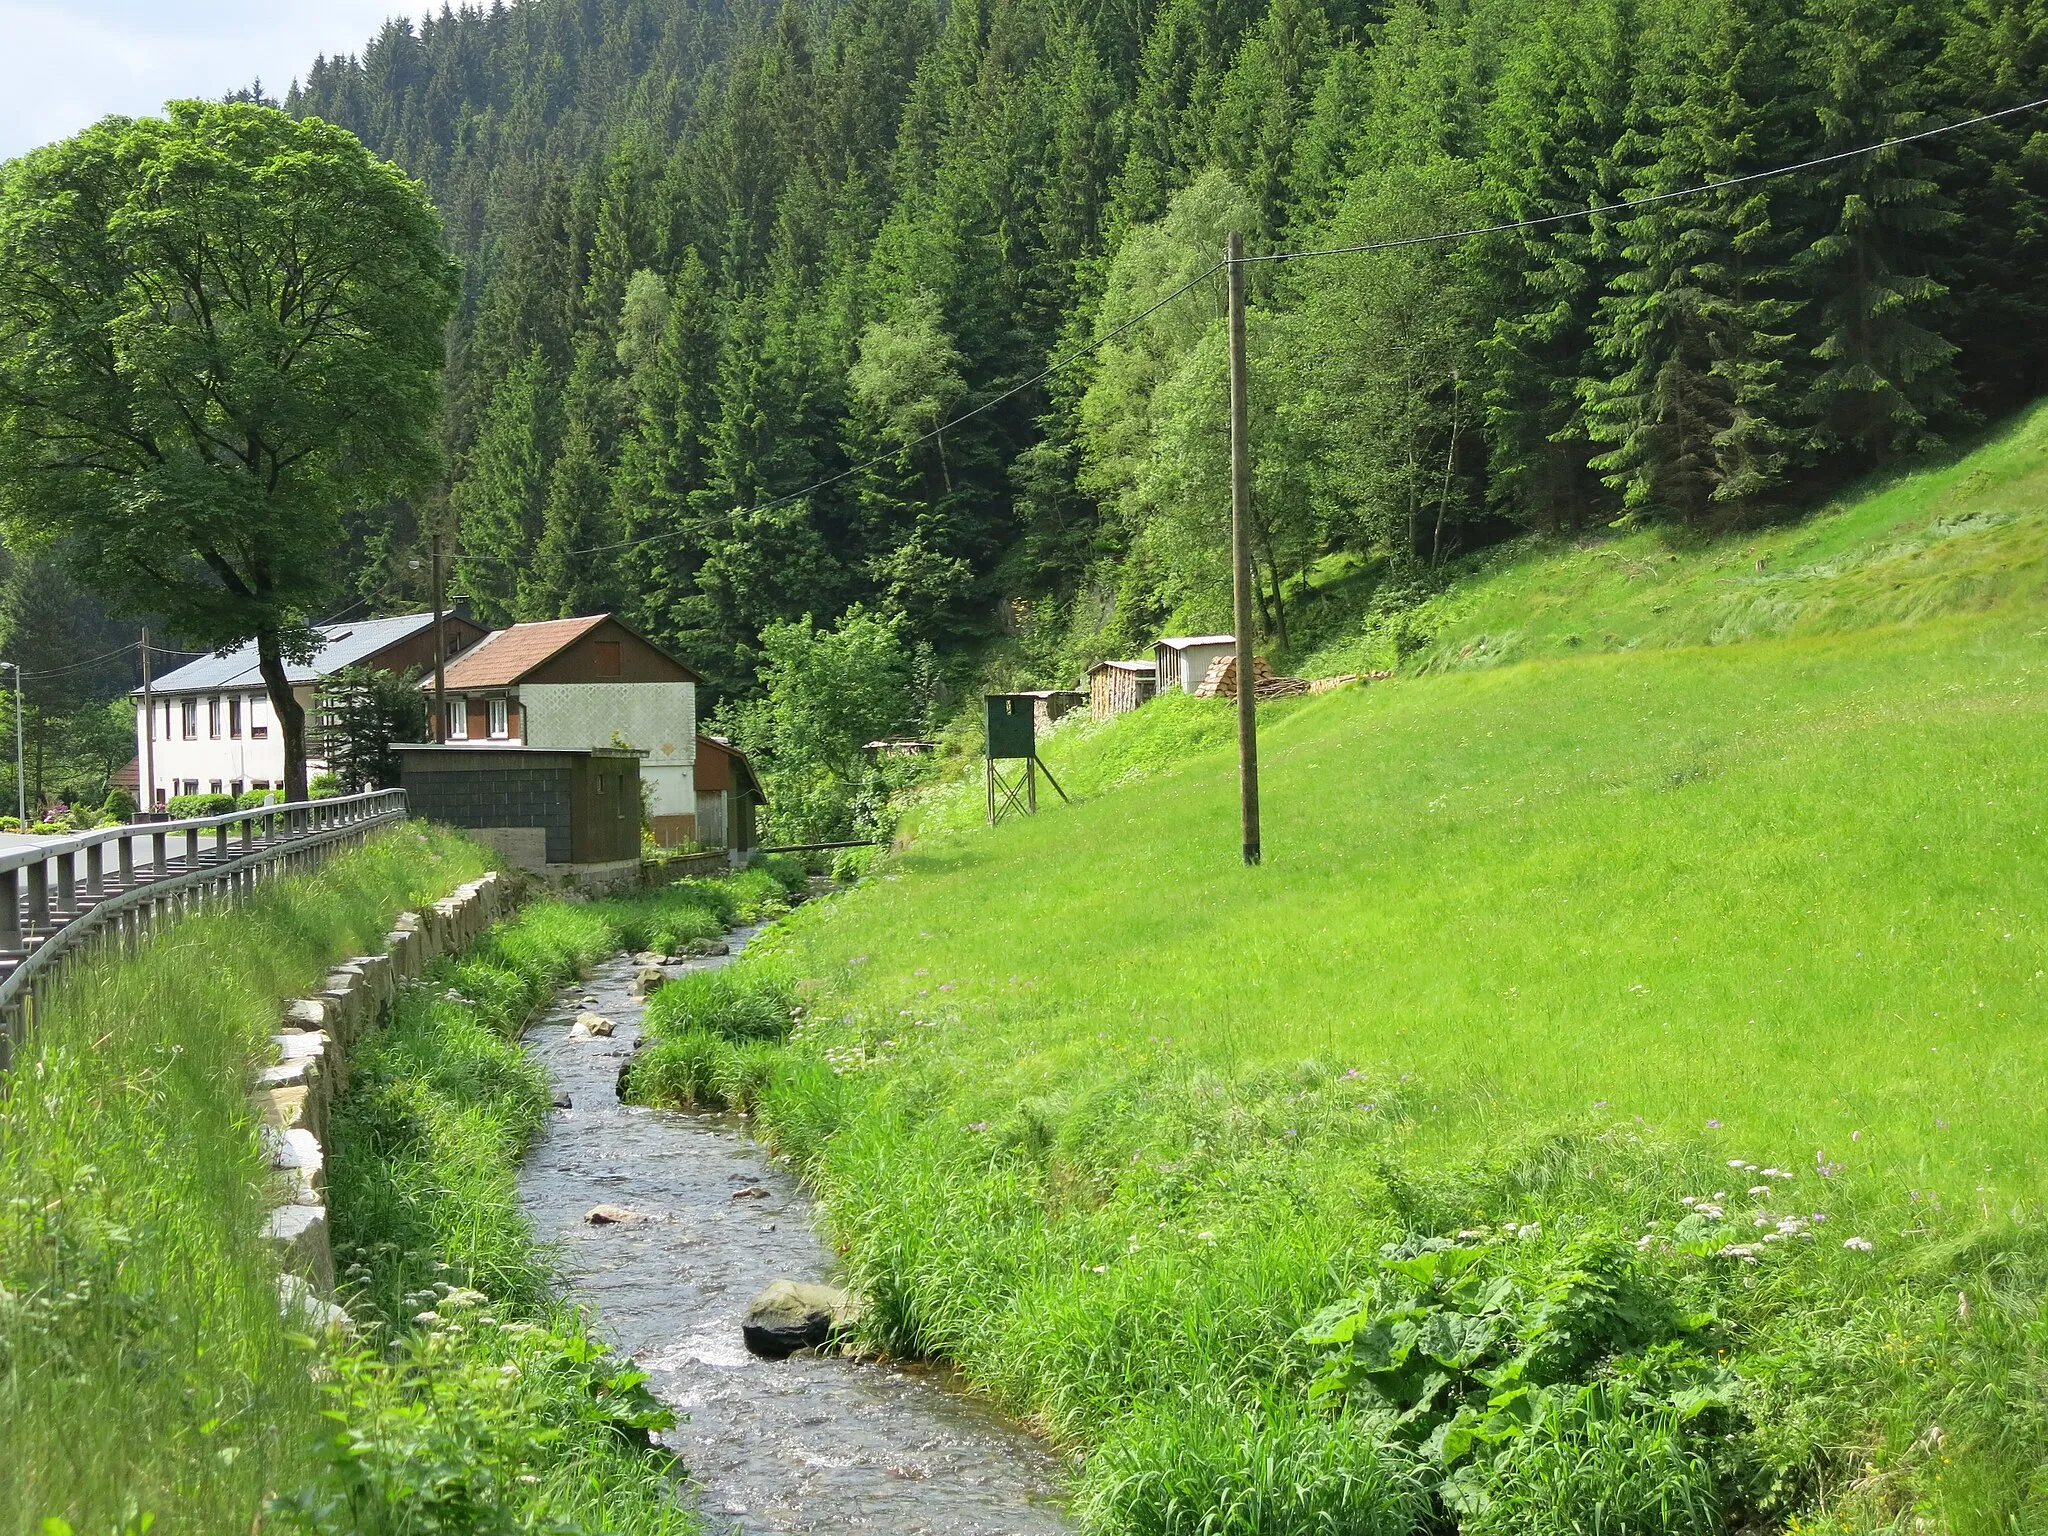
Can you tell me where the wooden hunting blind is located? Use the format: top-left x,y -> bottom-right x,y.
983,694 -> 1069,824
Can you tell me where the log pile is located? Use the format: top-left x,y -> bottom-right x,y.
1307,671 -> 1394,694
1196,654 -> 1397,700
1193,653 -> 1274,699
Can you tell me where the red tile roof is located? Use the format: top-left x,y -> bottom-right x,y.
439,614 -> 611,688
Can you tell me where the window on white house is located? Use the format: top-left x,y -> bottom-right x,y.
447,697 -> 469,740
209,780 -> 223,795
160,701 -> 171,738
249,695 -> 268,739
181,780 -> 198,796
181,699 -> 198,740
208,696 -> 221,739
229,697 -> 242,739
230,780 -> 244,796
487,697 -> 508,738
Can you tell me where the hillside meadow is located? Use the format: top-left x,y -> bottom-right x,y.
649,409 -> 2048,1533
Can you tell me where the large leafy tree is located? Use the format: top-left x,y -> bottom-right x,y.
0,102 -> 458,799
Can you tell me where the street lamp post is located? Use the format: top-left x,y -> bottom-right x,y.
1,662 -> 23,825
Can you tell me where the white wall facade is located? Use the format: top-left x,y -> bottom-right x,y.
134,686 -> 324,804
518,681 -> 698,818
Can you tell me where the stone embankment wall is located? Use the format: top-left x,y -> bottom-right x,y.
253,870 -> 519,1307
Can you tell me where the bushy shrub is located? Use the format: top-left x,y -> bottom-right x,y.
308,772 -> 342,800
1298,1234 -> 1732,1519
235,787 -> 282,810
832,844 -> 879,883
100,786 -> 137,821
167,792 -> 235,818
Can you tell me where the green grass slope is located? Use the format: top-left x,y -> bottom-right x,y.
1300,398 -> 2048,678
739,411 -> 2048,1533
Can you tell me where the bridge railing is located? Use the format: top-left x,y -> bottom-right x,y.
0,788 -> 409,1068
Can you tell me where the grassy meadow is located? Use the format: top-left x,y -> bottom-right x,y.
669,406 -> 2048,1532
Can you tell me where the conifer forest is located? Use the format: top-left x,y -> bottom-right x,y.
290,0 -> 2048,701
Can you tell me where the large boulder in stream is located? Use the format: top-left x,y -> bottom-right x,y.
630,967 -> 667,998
743,1280 -> 859,1358
568,1012 -> 615,1039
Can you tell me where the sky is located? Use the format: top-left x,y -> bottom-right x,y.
0,1 -> 430,161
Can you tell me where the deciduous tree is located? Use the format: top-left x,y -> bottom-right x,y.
0,102 -> 457,799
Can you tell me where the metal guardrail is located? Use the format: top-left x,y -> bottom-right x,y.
0,788 -> 409,1069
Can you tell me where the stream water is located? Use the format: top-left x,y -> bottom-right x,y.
517,942 -> 1074,1536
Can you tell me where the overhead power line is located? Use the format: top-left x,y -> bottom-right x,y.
16,640 -> 149,681
1247,93 -> 2048,265
468,91 -> 2048,569
13,638 -> 208,683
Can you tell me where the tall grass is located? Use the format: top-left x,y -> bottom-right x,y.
0,825 -> 493,1536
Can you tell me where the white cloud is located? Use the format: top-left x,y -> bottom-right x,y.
0,2 -> 428,160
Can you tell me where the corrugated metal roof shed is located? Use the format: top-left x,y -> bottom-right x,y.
141,613 -> 442,694
1155,634 -> 1235,650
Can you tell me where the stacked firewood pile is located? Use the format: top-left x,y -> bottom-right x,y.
1195,654 -> 1394,700
1193,653 -> 1274,699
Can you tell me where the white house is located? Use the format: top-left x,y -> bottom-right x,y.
430,615 -> 703,846
136,612 -> 486,807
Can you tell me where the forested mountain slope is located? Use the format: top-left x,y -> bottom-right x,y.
293,0 -> 2048,701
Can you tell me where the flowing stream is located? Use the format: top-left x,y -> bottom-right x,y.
517,940 -> 1074,1536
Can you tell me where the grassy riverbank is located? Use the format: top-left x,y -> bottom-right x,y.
0,826 -> 493,1536
648,414 -> 2048,1532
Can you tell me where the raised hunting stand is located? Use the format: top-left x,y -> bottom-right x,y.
985,694 -> 1070,825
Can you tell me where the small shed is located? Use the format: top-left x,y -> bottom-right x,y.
1009,689 -> 1087,730
1087,660 -> 1157,718
396,744 -> 644,880
1155,635 -> 1237,695
694,735 -> 766,860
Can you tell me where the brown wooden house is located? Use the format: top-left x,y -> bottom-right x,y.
433,615 -> 703,845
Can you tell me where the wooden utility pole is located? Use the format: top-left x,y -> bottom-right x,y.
1226,230 -> 1261,866
430,532 -> 448,744
140,626 -> 155,815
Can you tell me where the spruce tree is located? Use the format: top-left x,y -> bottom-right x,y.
1790,0 -> 1959,461
529,416 -> 623,620
1583,0 -> 1803,522
1471,0 -> 1640,532
453,349 -> 559,627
